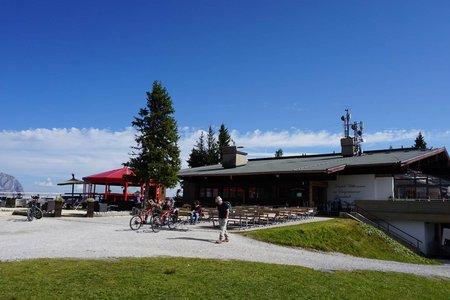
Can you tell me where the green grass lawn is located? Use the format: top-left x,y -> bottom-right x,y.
241,218 -> 438,265
0,257 -> 449,300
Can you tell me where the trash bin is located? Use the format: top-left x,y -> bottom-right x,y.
95,202 -> 108,212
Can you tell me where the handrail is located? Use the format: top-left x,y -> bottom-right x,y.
353,204 -> 423,251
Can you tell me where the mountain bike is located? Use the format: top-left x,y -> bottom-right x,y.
27,196 -> 43,221
129,207 -> 156,230
151,208 -> 188,232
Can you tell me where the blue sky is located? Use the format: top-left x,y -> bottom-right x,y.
1,0 -> 449,194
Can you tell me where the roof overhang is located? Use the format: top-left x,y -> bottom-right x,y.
400,148 -> 448,167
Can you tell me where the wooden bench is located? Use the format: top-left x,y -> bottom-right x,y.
210,211 -> 256,229
257,210 -> 278,225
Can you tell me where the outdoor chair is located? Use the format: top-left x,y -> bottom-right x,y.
42,200 -> 56,212
258,210 -> 278,226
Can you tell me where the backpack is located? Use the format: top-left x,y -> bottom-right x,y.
226,201 -> 233,213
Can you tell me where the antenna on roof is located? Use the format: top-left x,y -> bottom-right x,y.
341,109 -> 351,138
340,109 -> 364,156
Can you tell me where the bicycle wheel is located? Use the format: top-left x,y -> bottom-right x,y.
129,216 -> 143,231
34,207 -> 43,219
178,220 -> 190,232
151,215 -> 162,233
27,209 -> 33,221
167,215 -> 177,230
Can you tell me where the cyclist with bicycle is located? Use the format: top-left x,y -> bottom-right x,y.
27,195 -> 43,221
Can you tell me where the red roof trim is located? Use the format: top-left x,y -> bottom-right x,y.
326,164 -> 347,174
400,148 -> 446,167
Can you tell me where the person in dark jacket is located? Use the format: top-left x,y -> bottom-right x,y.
215,196 -> 229,243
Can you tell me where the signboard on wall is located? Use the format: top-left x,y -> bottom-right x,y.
327,174 -> 394,210
327,175 -> 375,209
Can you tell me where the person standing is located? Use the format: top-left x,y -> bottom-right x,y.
215,196 -> 229,243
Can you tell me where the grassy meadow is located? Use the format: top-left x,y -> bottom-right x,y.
0,257 -> 449,300
241,218 -> 439,265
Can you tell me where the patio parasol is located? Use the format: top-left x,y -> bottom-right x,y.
57,173 -> 85,198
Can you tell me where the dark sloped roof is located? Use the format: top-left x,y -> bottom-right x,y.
178,148 -> 448,178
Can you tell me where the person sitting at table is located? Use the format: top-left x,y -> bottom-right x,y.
189,200 -> 202,225
146,198 -> 156,210
156,199 -> 170,223
135,194 -> 142,208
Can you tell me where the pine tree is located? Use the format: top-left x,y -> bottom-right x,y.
413,132 -> 427,149
275,148 -> 283,157
187,131 -> 208,167
125,81 -> 181,201
206,125 -> 219,165
188,123 -> 233,167
217,123 -> 232,161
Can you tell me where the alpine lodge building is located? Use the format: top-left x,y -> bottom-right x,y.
178,114 -> 450,256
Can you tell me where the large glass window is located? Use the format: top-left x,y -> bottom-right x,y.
221,186 -> 244,203
394,173 -> 450,199
199,187 -> 218,202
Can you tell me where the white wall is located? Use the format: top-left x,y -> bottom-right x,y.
328,174 -> 372,205
375,177 -> 394,200
389,220 -> 434,255
327,174 -> 394,205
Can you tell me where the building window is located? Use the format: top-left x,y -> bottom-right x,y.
394,173 -> 450,199
221,186 -> 245,203
199,187 -> 219,202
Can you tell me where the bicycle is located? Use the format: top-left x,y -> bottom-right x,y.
151,208 -> 189,232
27,196 -> 43,221
129,207 -> 156,230
146,209 -> 169,233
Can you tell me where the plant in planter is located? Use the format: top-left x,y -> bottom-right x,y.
86,198 -> 95,218
54,196 -> 65,217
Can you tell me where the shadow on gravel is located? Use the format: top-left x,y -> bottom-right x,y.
10,219 -> 30,222
127,229 -> 156,234
167,236 -> 215,243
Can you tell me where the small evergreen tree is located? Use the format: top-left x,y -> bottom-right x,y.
275,148 -> 283,157
217,123 -> 232,161
125,81 -> 181,201
413,132 -> 427,149
187,131 -> 208,167
188,123 -> 233,167
206,125 -> 219,165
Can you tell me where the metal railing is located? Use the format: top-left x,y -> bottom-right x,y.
353,204 -> 423,253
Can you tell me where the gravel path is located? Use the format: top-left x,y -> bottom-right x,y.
1,214 -> 450,278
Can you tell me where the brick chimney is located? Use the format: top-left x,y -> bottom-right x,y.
341,137 -> 355,157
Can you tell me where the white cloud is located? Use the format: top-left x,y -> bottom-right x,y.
0,127 -> 135,179
1,126 -> 449,193
34,178 -> 54,187
231,129 -> 341,148
363,129 -> 420,145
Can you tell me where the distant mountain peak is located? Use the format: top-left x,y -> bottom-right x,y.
0,172 -> 24,193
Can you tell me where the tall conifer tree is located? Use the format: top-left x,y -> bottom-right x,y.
125,81 -> 181,200
217,123 -> 232,161
206,125 -> 219,165
187,131 -> 208,167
